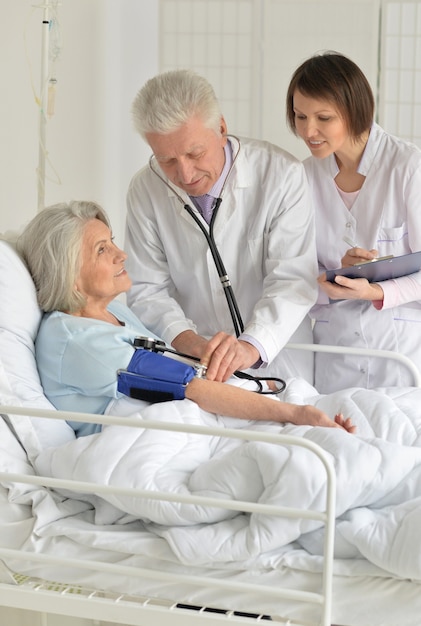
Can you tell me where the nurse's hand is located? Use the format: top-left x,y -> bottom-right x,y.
200,332 -> 260,382
341,246 -> 378,267
318,272 -> 384,302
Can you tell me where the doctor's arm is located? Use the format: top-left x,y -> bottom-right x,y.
125,195 -> 252,377
125,180 -> 198,339
198,161 -> 319,381
178,330 -> 260,382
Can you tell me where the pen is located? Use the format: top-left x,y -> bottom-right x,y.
343,235 -> 394,263
343,236 -> 359,248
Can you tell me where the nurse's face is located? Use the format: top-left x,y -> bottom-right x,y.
292,90 -> 352,159
146,115 -> 228,196
75,219 -> 131,304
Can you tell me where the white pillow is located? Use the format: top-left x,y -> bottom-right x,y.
0,239 -> 75,451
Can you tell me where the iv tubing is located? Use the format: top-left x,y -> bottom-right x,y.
37,7 -> 50,212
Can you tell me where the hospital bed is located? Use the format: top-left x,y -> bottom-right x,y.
1,237 -> 421,626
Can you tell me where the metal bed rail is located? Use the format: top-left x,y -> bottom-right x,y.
0,580 -> 300,626
0,405 -> 337,626
286,342 -> 421,387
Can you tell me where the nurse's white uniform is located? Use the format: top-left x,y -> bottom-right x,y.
305,123 -> 421,392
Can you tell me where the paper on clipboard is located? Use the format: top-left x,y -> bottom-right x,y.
326,251 -> 421,283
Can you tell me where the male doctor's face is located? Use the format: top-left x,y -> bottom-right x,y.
146,115 -> 228,197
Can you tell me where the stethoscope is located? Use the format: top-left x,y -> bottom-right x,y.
148,137 -> 286,395
149,135 -> 244,337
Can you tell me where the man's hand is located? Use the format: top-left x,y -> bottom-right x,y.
201,332 -> 260,381
172,330 -> 260,381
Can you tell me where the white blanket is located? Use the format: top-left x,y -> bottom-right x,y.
31,379 -> 421,580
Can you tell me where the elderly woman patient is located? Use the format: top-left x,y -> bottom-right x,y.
16,201 -> 355,437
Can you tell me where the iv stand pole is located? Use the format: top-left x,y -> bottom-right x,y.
37,3 -> 51,212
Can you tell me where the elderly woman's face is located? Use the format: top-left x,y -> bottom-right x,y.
75,219 -> 131,303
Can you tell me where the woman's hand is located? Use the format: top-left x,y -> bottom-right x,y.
186,379 -> 356,433
289,404 -> 356,432
333,412 -> 357,433
318,272 -> 384,303
341,246 -> 378,268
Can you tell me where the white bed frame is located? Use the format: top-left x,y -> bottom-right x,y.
286,342 -> 421,387
1,344 -> 420,626
0,404 -> 336,626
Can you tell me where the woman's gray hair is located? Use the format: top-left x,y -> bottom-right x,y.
132,69 -> 222,138
16,200 -> 110,313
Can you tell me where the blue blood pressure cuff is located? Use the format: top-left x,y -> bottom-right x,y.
117,349 -> 197,403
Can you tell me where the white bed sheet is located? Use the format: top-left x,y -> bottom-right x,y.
1,402 -> 421,626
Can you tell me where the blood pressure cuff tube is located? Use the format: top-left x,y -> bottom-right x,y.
117,349 -> 196,403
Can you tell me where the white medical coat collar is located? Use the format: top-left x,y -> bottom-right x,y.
326,122 -> 380,178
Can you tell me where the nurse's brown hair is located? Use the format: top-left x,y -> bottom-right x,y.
286,51 -> 375,139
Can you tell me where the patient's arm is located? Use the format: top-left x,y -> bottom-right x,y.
185,378 -> 356,432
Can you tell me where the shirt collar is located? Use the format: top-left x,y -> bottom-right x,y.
207,141 -> 233,198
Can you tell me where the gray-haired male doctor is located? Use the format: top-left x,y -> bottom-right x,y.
125,69 -> 318,385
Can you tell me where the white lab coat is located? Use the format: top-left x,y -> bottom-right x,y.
125,136 -> 318,382
305,123 -> 421,392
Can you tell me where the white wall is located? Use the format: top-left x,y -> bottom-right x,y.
261,0 -> 380,159
1,0 -> 418,245
158,0 -> 380,161
0,0 -> 159,246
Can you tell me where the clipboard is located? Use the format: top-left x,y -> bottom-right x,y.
326,251 -> 421,283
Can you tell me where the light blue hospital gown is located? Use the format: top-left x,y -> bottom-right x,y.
35,299 -> 160,437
